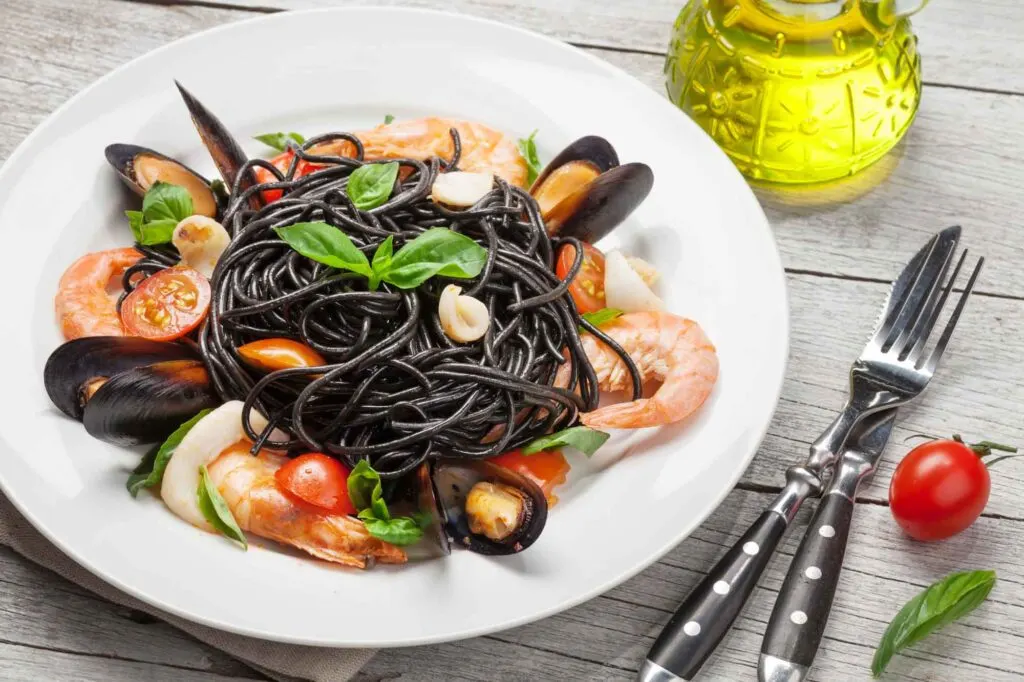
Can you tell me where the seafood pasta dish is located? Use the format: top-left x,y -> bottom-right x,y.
43,83 -> 719,569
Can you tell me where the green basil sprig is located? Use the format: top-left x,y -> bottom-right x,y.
125,182 -> 194,245
523,426 -> 610,457
347,161 -> 400,210
127,409 -> 212,496
254,132 -> 305,152
197,464 -> 247,549
580,308 -> 623,332
872,570 -> 996,677
274,222 -> 374,278
383,114 -> 395,125
517,130 -> 542,185
273,223 -> 487,291
347,461 -> 424,546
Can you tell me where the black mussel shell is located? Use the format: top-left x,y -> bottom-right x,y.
82,359 -> 217,446
411,462 -> 452,557
431,458 -> 548,556
175,81 -> 262,211
547,162 -> 654,243
44,337 -> 198,420
531,135 -> 620,192
104,143 -> 218,218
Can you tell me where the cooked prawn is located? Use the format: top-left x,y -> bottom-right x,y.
55,247 -> 141,340
312,118 -> 528,187
559,311 -> 718,429
206,442 -> 407,569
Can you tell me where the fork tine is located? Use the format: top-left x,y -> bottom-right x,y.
878,228 -> 960,349
922,257 -> 984,373
902,248 -> 967,362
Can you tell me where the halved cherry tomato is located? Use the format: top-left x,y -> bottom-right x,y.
275,453 -> 355,515
490,449 -> 570,505
555,243 -> 606,314
237,338 -> 326,372
254,150 -> 318,203
120,266 -> 211,341
889,435 -> 1015,541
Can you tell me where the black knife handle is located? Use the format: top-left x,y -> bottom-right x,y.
761,491 -> 855,669
646,510 -> 788,680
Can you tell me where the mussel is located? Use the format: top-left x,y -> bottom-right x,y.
175,81 -> 263,211
418,459 -> 548,556
105,143 -> 219,218
530,136 -> 654,244
44,337 -> 217,446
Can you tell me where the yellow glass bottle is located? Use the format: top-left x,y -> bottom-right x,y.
665,0 -> 929,184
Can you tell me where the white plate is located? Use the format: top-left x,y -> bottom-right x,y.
0,8 -> 787,646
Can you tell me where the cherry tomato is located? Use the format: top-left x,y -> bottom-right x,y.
275,453 -> 355,515
120,266 -> 211,341
253,150 -> 318,203
889,438 -> 992,541
490,449 -> 570,504
555,243 -> 606,314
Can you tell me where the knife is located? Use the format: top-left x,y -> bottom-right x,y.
759,410 -> 897,682
638,232 -> 938,682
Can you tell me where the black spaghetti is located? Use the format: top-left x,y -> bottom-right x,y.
166,133 -> 640,479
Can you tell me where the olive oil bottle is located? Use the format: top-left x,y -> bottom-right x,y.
665,0 -> 929,184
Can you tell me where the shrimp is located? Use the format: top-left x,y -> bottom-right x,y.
54,247 -> 141,340
559,311 -> 719,429
206,442 -> 407,569
311,118 -> 529,188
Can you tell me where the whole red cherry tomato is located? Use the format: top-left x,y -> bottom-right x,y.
889,435 -> 1016,541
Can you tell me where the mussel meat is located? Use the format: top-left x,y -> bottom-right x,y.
530,136 -> 653,244
44,337 -> 217,446
175,81 -> 262,211
105,143 -> 219,218
420,458 -> 548,555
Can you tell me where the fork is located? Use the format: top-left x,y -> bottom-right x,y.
640,226 -> 972,682
760,246 -> 984,682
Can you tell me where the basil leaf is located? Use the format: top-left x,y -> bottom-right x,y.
126,445 -> 161,497
254,132 -> 305,152
142,181 -> 193,224
274,222 -> 372,277
517,130 -> 542,185
197,464 -> 247,549
523,426 -> 610,456
347,460 -> 384,512
135,218 -> 179,246
347,161 -> 400,211
581,308 -> 624,331
127,409 -> 212,497
382,228 -> 488,289
872,570 -> 996,677
369,235 -> 394,290
126,210 -> 145,243
362,516 -> 424,546
383,114 -> 395,125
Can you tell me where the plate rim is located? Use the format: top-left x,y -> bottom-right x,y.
0,5 -> 789,647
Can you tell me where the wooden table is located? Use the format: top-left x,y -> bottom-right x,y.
2,0 -> 1022,679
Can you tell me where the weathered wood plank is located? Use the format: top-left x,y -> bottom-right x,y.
0,642 -> 262,682
205,0 -> 1024,94
5,0 -> 1024,298
0,545 -> 265,679
361,487 -> 1024,681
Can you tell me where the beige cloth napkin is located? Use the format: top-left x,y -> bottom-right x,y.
0,493 -> 375,682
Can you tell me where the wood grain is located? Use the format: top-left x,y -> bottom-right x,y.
0,0 -> 1022,680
